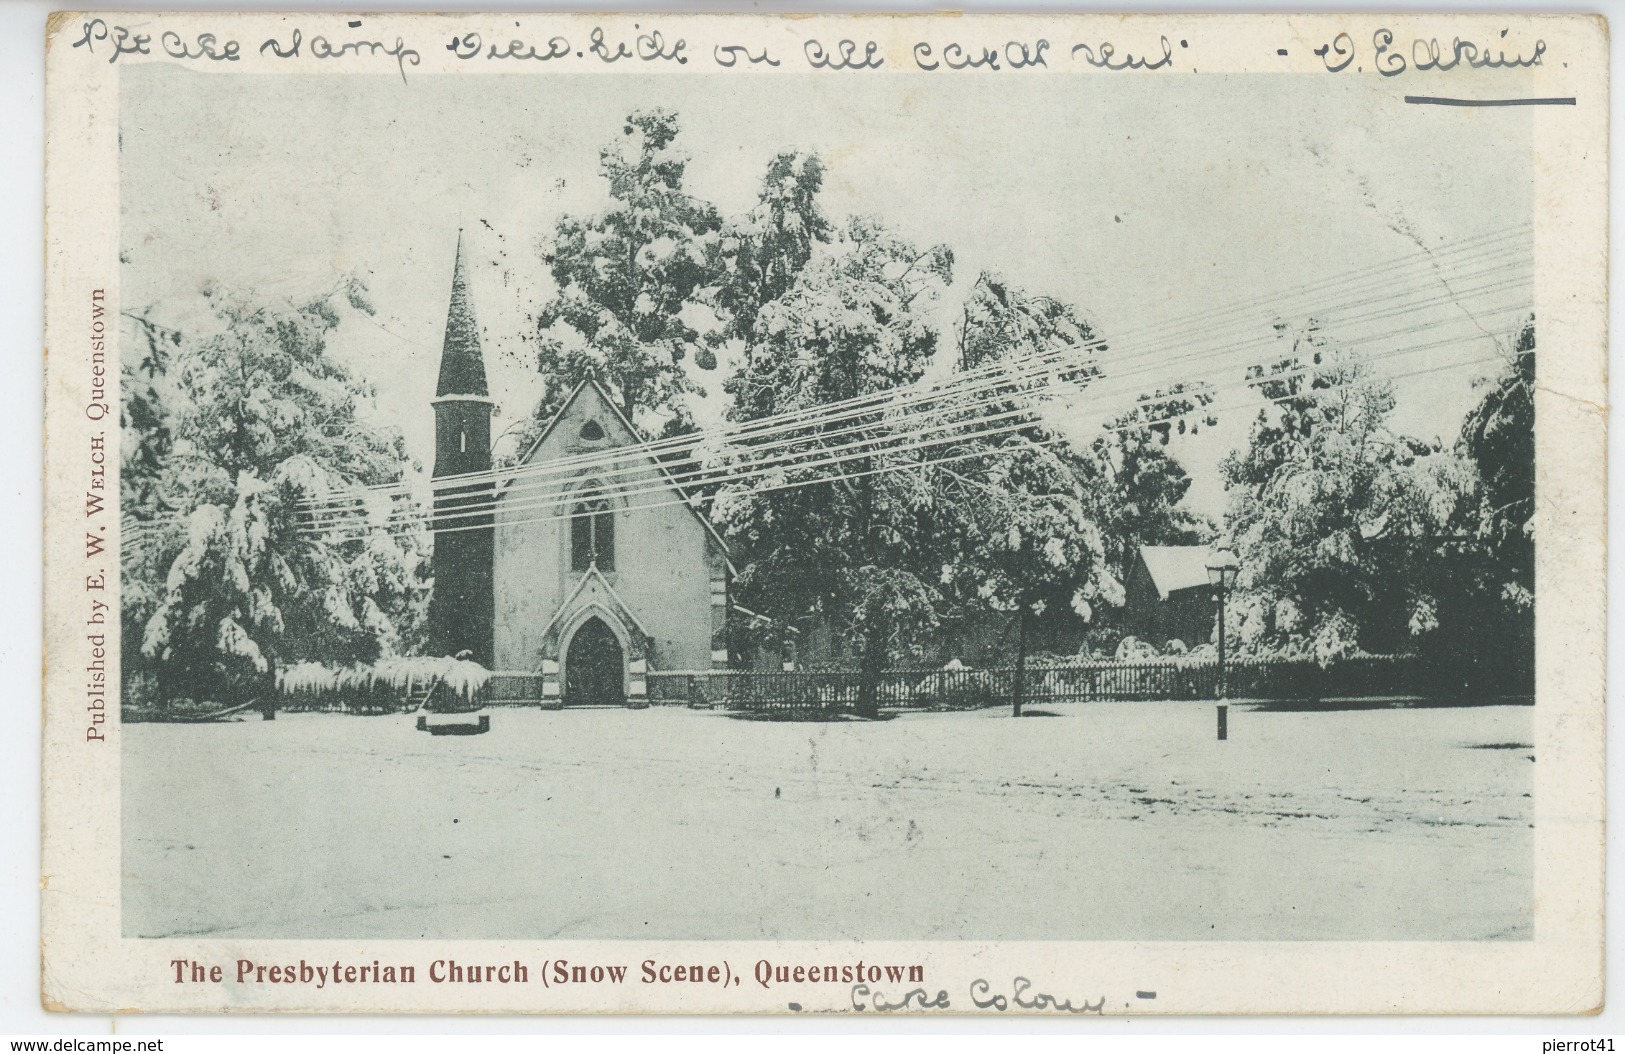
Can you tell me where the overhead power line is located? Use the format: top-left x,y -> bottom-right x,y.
244,254 -> 1530,544
300,226 -> 1534,502
114,314 -> 1521,556
295,346 -> 1512,545
286,289 -> 1530,535
120,225 -> 1533,550
294,321 -> 1526,541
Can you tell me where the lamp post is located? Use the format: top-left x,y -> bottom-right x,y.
1206,543 -> 1240,739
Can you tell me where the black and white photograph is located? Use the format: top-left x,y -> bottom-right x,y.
37,10 -> 1607,1017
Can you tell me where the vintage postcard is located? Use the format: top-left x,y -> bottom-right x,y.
42,11 -> 1606,1014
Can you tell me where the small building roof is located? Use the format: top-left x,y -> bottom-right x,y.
1138,545 -> 1215,600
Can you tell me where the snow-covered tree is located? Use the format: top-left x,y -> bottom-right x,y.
1423,315 -> 1536,688
635,149 -> 839,503
1089,383 -> 1215,597
1458,314 -> 1535,594
118,309 -> 183,700
1220,325 -> 1467,664
527,109 -> 723,437
936,274 -> 1121,713
712,152 -> 833,370
129,283 -> 428,703
712,217 -> 953,714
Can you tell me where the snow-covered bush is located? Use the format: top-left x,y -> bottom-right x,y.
277,655 -> 491,712
1115,636 -> 1161,661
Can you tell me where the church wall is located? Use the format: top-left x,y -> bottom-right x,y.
492,507 -> 565,671
610,483 -> 715,672
490,385 -> 716,674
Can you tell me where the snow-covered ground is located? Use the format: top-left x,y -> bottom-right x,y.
122,701 -> 1533,941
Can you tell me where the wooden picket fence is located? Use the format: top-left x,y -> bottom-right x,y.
257,655 -> 1450,719
638,655 -> 1438,716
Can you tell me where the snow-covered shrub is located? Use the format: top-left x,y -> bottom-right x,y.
1115,636 -> 1161,661
276,655 -> 491,712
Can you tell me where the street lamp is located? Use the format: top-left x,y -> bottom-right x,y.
1206,543 -> 1241,739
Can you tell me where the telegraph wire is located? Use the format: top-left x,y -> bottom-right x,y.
120,228 -> 1532,543
307,345 -> 1511,544
290,283 -> 1531,531
115,320 -> 1516,552
298,229 -> 1534,501
121,296 -> 1529,550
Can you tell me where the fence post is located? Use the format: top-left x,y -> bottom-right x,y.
1217,704 -> 1228,741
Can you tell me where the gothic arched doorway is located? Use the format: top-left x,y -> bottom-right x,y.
564,617 -> 625,707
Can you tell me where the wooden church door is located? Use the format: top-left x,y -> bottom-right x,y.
564,618 -> 625,707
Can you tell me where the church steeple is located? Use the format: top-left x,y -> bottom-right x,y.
431,230 -> 494,480
428,231 -> 495,665
436,229 -> 490,400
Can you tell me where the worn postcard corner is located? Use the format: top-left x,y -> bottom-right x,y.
40,10 -> 1606,1016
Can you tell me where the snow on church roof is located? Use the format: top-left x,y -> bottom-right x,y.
1138,545 -> 1214,600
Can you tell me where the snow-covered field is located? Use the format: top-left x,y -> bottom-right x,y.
122,701 -> 1533,941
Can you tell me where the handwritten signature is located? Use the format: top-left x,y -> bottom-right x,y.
1314,28 -> 1545,75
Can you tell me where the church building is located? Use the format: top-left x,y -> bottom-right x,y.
424,236 -> 734,706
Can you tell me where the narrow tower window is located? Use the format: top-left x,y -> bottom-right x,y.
460,429 -> 467,453
570,497 -> 615,572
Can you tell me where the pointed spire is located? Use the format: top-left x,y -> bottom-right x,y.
436,229 -> 490,398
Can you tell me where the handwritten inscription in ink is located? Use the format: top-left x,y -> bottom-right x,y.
913,40 -> 1050,71
588,25 -> 687,64
846,977 -> 1106,1014
446,33 -> 571,63
1314,28 -> 1546,75
805,39 -> 883,70
970,977 -> 1106,1014
160,32 -> 240,62
1072,36 -> 1175,70
71,20 -> 156,64
714,44 -> 780,68
62,19 -> 1564,85
257,28 -> 421,82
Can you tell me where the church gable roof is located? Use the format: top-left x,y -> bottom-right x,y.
504,376 -> 737,571
435,231 -> 490,399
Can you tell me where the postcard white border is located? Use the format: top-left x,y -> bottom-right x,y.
35,9 -> 1609,1018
